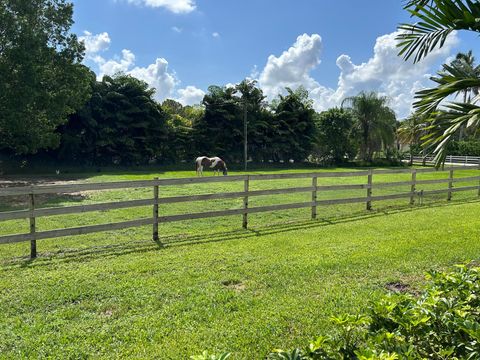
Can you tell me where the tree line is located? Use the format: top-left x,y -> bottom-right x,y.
49,73 -> 399,166
2,0 -> 478,169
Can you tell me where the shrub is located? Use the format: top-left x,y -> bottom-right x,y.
446,140 -> 480,156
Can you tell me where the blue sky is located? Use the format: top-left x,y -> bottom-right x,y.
71,0 -> 480,117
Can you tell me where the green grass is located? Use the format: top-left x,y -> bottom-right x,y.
0,166 -> 479,359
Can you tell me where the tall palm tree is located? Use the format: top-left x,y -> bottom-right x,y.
342,92 -> 396,162
449,51 -> 480,139
397,114 -> 427,164
396,0 -> 480,166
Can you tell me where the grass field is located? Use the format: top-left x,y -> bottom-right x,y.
1,166 -> 479,359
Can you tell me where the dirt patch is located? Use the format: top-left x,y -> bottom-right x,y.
222,279 -> 246,292
102,309 -> 114,317
385,281 -> 415,294
0,178 -> 89,210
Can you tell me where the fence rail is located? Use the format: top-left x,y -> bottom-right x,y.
410,155 -> 480,166
1,166 -> 479,259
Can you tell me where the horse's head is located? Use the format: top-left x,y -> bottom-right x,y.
221,162 -> 228,176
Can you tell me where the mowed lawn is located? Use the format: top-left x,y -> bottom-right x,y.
0,167 -> 479,359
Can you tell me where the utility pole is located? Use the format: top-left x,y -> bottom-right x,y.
243,98 -> 248,171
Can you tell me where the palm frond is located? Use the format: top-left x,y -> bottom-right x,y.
421,102 -> 480,165
397,0 -> 480,63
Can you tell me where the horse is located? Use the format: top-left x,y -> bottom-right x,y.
195,156 -> 228,176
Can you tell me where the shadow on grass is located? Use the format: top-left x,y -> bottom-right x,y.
2,197 -> 478,270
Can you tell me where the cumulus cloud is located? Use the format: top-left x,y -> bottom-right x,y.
82,31 -> 203,103
79,31 -> 111,57
176,85 -> 206,105
258,31 -> 459,118
125,0 -> 196,13
129,58 -> 179,100
172,26 -> 182,33
259,33 -> 323,97
212,32 -> 220,38
97,49 -> 136,76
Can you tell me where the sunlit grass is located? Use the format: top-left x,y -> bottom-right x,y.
0,166 -> 479,359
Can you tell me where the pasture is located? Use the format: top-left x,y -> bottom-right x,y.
1,166 -> 480,359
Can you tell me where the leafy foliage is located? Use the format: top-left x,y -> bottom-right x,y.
194,85 -> 243,161
56,75 -> 169,165
312,108 -> 356,164
342,92 -> 397,162
0,0 -> 92,154
396,1 -> 480,166
397,0 -> 480,64
271,87 -> 317,162
446,139 -> 480,155
162,99 -> 203,162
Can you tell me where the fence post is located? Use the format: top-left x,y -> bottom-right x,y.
478,162 -> 480,197
311,176 -> 317,220
447,169 -> 454,201
366,169 -> 373,210
243,176 -> 249,229
29,193 -> 36,259
153,177 -> 159,242
410,169 -> 417,205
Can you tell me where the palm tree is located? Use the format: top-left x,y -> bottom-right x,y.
449,51 -> 480,140
397,114 -> 427,164
342,92 -> 396,162
396,0 -> 480,166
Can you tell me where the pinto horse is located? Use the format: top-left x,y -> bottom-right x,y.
195,156 -> 228,176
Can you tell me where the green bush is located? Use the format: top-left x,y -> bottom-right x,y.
446,140 -> 480,156
195,265 -> 480,359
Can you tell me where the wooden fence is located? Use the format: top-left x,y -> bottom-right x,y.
410,155 -> 480,166
1,166 -> 479,259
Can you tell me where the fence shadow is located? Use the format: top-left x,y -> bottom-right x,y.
2,197 -> 478,270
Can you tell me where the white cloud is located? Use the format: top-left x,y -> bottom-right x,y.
172,26 -> 182,33
176,85 -> 205,105
129,58 -> 179,100
258,31 -> 459,118
97,49 -> 136,76
84,31 -> 202,102
79,31 -> 111,56
125,0 -> 196,13
259,33 -> 323,97
212,32 -> 220,38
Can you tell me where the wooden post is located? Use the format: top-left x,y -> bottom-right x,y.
243,176 -> 249,229
410,169 -> 417,205
366,169 -> 373,210
447,169 -> 454,201
29,193 -> 36,259
153,177 -> 159,241
478,162 -> 480,197
311,176 -> 317,220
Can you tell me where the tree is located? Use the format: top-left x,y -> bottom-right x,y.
162,99 -> 202,162
57,75 -> 169,165
270,87 -> 317,162
0,0 -> 91,154
313,108 -> 356,164
234,79 -> 272,164
194,85 -> 243,161
342,92 -> 396,162
448,51 -> 480,140
397,114 -> 427,164
396,0 -> 480,166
